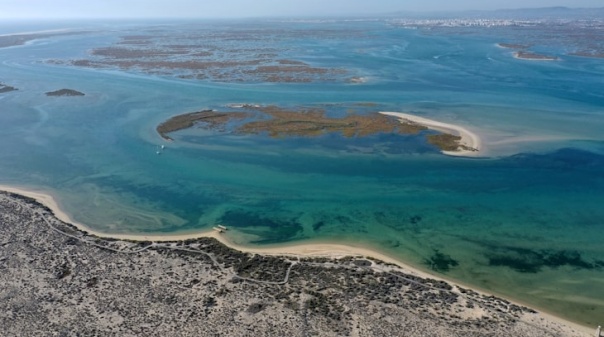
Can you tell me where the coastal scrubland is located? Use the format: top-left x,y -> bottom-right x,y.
0,191 -> 589,336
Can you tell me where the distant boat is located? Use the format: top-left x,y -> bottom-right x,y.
161,145 -> 165,149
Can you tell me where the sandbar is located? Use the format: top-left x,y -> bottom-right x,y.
497,43 -> 530,49
0,184 -> 596,335
379,111 -> 482,157
513,51 -> 558,61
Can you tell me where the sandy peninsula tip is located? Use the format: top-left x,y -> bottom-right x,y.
379,111 -> 482,157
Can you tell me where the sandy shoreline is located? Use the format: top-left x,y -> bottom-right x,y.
0,184 -> 437,280
0,184 -> 595,334
379,111 -> 482,157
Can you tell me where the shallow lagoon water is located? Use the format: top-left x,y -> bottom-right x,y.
1,20 -> 603,325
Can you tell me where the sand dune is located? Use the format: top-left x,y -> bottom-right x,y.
0,184 -> 594,335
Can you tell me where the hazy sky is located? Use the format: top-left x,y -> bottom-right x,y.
1,0 -> 602,19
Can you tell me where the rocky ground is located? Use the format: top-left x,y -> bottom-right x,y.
0,191 -> 589,337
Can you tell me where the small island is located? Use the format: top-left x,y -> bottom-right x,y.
513,51 -> 558,61
497,43 -> 558,61
497,43 -> 531,49
45,88 -> 85,97
0,83 -> 18,93
157,105 -> 480,156
570,51 -> 604,59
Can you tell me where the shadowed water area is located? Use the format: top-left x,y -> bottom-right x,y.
0,19 -> 603,326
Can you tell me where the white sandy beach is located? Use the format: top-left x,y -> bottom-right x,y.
379,111 -> 482,157
0,184 -> 436,279
0,184 -> 595,335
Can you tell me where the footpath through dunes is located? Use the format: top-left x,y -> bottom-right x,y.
0,185 -> 595,337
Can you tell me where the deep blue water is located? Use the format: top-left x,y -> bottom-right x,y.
1,19 -> 603,325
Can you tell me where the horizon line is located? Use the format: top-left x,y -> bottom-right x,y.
1,6 -> 603,21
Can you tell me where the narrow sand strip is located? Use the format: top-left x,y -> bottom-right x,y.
0,29 -> 72,37
0,184 -> 434,279
379,111 -> 482,157
0,184 -> 594,335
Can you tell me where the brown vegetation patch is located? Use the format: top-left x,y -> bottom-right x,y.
54,30 -> 350,83
426,134 -> 463,152
498,43 -> 530,49
45,89 -> 85,97
514,51 -> 558,61
157,106 -> 428,141
92,47 -> 189,58
427,133 -> 476,152
278,59 -> 308,65
0,83 -> 18,93
240,106 -> 426,138
157,110 -> 249,140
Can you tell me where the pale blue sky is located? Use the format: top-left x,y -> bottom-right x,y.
1,0 -> 602,19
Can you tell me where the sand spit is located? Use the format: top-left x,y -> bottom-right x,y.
379,111 -> 482,157
0,185 -> 593,336
513,51 -> 558,61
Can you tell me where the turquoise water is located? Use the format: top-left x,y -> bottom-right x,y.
1,20 -> 603,325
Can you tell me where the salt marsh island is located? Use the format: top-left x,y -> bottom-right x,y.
158,106 -> 479,155
45,88 -> 85,96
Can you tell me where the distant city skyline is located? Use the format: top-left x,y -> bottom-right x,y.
1,0 -> 603,19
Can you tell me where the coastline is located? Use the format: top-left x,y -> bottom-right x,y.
0,184 -> 594,335
0,183 -> 438,281
379,111 -> 482,157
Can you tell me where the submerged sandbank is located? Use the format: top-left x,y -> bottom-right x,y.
379,111 -> 482,157
0,184 -> 595,334
0,184 -> 435,280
